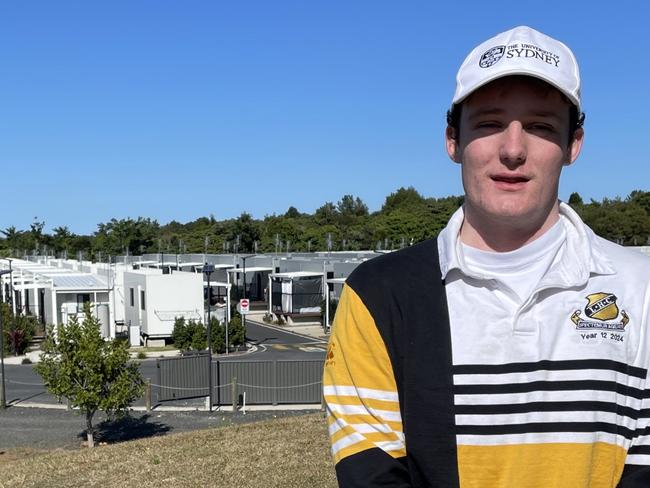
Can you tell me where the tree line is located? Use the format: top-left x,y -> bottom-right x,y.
1,188 -> 649,259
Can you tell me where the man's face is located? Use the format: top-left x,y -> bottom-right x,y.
446,76 -> 583,231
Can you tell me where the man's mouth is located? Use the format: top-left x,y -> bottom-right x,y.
491,175 -> 529,183
491,174 -> 530,189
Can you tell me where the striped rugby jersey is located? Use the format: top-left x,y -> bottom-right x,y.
323,204 -> 650,487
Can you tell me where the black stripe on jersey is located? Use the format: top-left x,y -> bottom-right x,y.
454,380 -> 645,399
335,448 -> 411,488
452,359 -> 647,379
454,401 -> 643,420
619,464 -> 650,486
347,238 -> 460,488
457,421 -> 636,439
628,445 -> 650,455
634,425 -> 650,438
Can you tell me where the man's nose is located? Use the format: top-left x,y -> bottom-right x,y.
499,122 -> 527,167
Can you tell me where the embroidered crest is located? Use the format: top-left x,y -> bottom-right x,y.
570,292 -> 629,331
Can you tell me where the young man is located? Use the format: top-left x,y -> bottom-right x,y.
323,26 -> 650,487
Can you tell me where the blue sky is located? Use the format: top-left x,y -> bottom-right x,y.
1,1 -> 648,234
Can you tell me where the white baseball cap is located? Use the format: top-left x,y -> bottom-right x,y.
452,26 -> 581,112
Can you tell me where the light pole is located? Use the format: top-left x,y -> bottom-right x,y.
203,263 -> 215,411
1,259 -> 13,316
0,269 -> 12,409
240,255 -> 255,339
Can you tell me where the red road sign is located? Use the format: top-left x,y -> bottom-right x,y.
239,298 -> 250,314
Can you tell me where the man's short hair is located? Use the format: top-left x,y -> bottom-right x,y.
446,75 -> 585,143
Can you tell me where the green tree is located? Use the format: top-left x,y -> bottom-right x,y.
337,195 -> 369,217
51,226 -> 74,254
284,206 -> 301,219
172,317 -> 209,352
382,187 -> 426,213
314,202 -> 339,226
568,192 -> 584,207
229,212 -> 261,253
35,304 -> 145,447
94,217 -> 160,255
227,313 -> 246,347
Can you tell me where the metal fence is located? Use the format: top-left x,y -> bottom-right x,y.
156,354 -> 210,401
157,356 -> 324,405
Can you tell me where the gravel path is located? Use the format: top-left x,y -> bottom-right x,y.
0,406 -> 317,450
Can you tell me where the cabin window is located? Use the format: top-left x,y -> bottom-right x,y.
77,293 -> 91,313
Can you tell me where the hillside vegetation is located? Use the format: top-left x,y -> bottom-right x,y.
3,188 -> 648,258
0,413 -> 336,488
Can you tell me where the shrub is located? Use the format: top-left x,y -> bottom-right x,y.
136,351 -> 147,360
1,303 -> 37,356
171,317 -> 190,350
172,315 -> 245,354
227,313 -> 246,348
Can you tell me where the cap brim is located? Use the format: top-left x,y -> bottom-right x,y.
452,68 -> 581,111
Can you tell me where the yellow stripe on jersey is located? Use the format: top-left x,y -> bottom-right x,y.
457,442 -> 627,488
323,285 -> 404,463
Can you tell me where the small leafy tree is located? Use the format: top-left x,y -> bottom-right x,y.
173,316 -> 230,353
172,317 -> 211,352
209,317 -> 225,353
228,313 -> 246,347
171,316 -> 190,350
35,303 -> 145,447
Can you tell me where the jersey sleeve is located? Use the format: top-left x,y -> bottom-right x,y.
323,284 -> 411,487
618,293 -> 650,487
618,384 -> 650,486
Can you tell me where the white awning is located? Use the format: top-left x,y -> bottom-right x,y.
199,263 -> 235,270
326,277 -> 347,284
203,281 -> 231,288
227,267 -> 274,274
154,310 -> 202,322
270,271 -> 324,279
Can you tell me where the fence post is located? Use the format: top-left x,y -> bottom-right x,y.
273,360 -> 278,406
321,383 -> 326,416
146,378 -> 152,412
232,376 -> 237,412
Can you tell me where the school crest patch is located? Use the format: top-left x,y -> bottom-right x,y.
570,292 -> 629,331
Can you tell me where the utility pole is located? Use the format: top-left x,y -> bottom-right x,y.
0,307 -> 5,409
0,269 -> 11,409
203,263 -> 215,411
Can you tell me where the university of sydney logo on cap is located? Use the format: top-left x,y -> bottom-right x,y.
479,46 -> 506,68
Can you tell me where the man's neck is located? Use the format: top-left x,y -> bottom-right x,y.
459,203 -> 561,252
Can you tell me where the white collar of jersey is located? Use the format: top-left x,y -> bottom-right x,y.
437,201 -> 615,285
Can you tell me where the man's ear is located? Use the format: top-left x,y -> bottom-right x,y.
565,127 -> 584,166
446,126 -> 461,164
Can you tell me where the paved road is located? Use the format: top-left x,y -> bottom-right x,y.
0,406 -> 316,450
0,320 -> 325,451
3,321 -> 326,408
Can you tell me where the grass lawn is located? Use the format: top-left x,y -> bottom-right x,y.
0,413 -> 337,488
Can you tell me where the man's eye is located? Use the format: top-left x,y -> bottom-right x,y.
476,121 -> 501,129
529,123 -> 555,132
